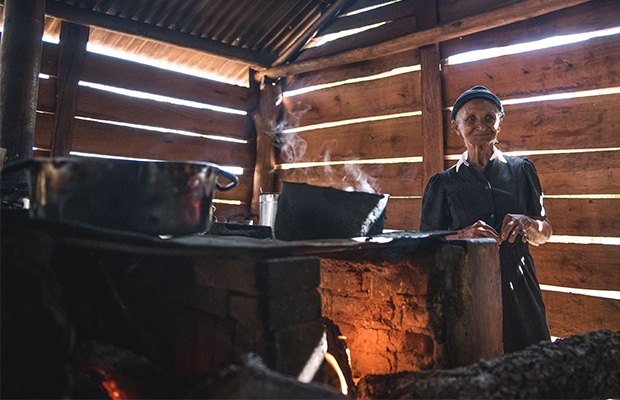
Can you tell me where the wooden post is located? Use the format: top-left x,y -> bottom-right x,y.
250,71 -> 282,215
0,0 -> 45,164
420,43 -> 444,187
51,22 -> 89,157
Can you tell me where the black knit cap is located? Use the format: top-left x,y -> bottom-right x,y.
450,85 -> 503,121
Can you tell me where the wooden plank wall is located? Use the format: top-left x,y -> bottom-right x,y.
34,35 -> 258,222
280,0 -> 620,338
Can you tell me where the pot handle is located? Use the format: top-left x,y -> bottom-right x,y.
216,169 -> 239,192
1,158 -> 37,177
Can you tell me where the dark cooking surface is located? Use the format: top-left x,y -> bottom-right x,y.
2,210 -> 454,257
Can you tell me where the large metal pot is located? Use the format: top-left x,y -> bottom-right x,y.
273,181 -> 389,241
0,157 -> 238,235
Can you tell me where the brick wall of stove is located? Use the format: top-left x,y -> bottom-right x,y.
175,256 -> 325,377
318,239 -> 503,380
167,238 -> 502,382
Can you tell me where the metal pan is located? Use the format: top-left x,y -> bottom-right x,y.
0,157 -> 238,236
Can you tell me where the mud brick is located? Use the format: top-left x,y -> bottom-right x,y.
395,294 -> 429,330
194,316 -> 217,373
177,313 -> 236,375
173,310 -> 199,376
272,319 -> 325,376
212,319 -> 235,370
257,256 -> 320,296
233,322 -> 268,358
328,295 -> 394,326
194,257 -> 259,295
265,289 -> 322,330
319,262 -> 367,296
229,294 -> 262,329
192,285 -> 229,316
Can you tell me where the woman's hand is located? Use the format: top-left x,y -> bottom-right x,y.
447,220 -> 501,243
500,214 -> 553,246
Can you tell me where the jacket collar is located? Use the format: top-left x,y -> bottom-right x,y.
455,146 -> 507,172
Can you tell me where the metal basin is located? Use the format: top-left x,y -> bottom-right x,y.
1,157 -> 238,236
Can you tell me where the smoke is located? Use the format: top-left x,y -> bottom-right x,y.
278,127 -> 308,163
322,144 -> 381,195
276,101 -> 310,163
342,163 -> 380,194
276,100 -> 382,195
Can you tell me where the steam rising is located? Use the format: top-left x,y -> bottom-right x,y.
277,102 -> 310,163
343,163 -> 380,193
276,101 -> 382,195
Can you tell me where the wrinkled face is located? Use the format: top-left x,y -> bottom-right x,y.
453,98 -> 503,147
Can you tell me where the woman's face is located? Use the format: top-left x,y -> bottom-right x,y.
453,98 -> 503,147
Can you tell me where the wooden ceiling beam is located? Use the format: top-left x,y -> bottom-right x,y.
255,0 -> 593,80
44,0 -> 275,68
272,0 -> 356,67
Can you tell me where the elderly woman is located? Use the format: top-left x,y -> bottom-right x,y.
420,86 -> 553,353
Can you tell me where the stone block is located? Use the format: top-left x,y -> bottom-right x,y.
192,286 -> 229,317
272,319 -> 325,377
194,257 -> 258,294
266,289 -> 322,330
229,294 -> 261,329
258,257 -> 320,296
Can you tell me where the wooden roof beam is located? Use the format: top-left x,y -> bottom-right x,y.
272,0 -> 356,67
255,0 -> 592,80
44,0 -> 275,68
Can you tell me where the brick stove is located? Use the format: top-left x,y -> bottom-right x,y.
2,210 -> 502,396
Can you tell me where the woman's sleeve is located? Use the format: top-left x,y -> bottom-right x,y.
420,173 -> 451,231
523,158 -> 547,218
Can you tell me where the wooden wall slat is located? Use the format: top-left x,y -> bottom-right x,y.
40,41 -> 59,76
542,290 -> 620,338
277,162 -> 424,198
75,86 -> 253,141
34,112 -> 54,149
34,114 -> 255,168
278,116 -> 422,163
446,94 -> 620,154
440,0 -> 620,59
384,198 -> 421,231
533,243 -> 619,291
529,151 -> 620,195
442,34 -> 620,103
283,71 -> 421,127
37,77 -> 57,112
286,49 -> 420,92
543,198 -> 620,237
